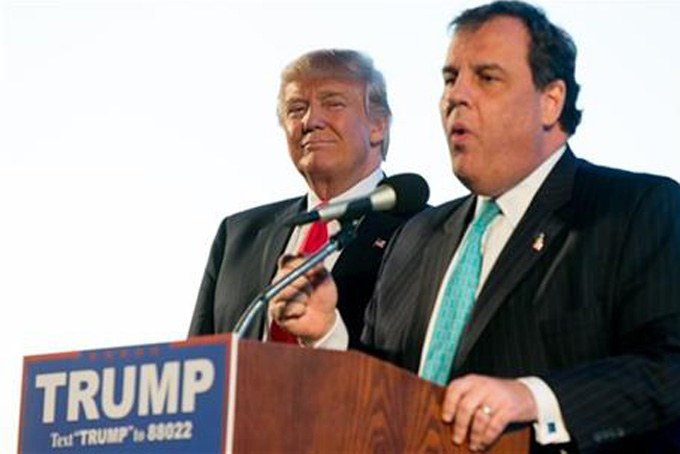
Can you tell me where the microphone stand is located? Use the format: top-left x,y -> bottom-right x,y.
234,219 -> 360,337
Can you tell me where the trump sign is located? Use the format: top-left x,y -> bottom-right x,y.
19,335 -> 237,454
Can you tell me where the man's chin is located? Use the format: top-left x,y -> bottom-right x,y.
299,164 -> 337,181
452,169 -> 496,197
452,159 -> 472,187
454,171 -> 476,193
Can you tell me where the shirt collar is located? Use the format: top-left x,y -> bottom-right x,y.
307,167 -> 384,209
476,144 -> 567,228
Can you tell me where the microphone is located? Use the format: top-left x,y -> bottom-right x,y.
284,173 -> 429,226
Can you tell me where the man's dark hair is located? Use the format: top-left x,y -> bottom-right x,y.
451,1 -> 582,135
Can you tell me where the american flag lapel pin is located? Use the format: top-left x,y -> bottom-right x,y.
373,238 -> 387,249
532,232 -> 545,252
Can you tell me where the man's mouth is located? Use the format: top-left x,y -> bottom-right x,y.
301,139 -> 335,149
450,123 -> 470,141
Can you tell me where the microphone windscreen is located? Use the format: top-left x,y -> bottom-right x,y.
382,173 -> 430,214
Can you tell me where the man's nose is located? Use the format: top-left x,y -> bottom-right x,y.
442,76 -> 472,115
302,104 -> 326,131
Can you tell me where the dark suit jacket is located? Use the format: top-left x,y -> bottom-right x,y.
362,149 -> 680,453
188,195 -> 413,348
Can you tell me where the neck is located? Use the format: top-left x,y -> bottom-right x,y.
306,165 -> 380,201
543,127 -> 568,158
308,177 -> 359,201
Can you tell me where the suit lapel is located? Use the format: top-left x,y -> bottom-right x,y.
399,196 -> 477,359
396,198 -> 474,370
453,150 -> 579,368
239,197 -> 302,339
333,211 -> 395,273
259,197 -> 304,285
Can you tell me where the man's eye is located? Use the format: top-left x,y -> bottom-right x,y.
325,100 -> 345,109
479,73 -> 498,83
443,72 -> 457,86
287,106 -> 306,118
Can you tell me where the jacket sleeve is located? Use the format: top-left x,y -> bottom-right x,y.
544,178 -> 680,452
187,219 -> 227,337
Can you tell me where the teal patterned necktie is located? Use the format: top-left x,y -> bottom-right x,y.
421,200 -> 501,385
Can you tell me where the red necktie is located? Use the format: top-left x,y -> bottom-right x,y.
299,219 -> 329,255
269,216 -> 329,343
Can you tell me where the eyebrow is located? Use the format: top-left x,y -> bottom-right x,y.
442,65 -> 457,75
473,63 -> 507,74
285,97 -> 307,106
285,91 -> 348,104
318,91 -> 349,100
442,62 -> 507,75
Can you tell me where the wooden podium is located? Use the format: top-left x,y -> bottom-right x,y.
19,335 -> 529,454
233,338 -> 529,454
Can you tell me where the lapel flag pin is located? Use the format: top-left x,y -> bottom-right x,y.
532,232 -> 545,252
373,238 -> 387,249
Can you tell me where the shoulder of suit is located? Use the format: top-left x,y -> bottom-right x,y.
397,196 -> 469,233
575,159 -> 680,200
217,196 -> 303,228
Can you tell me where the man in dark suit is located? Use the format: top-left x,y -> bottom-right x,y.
269,2 -> 680,453
188,49 -> 416,348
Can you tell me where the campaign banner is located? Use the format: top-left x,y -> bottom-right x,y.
18,335 -> 236,454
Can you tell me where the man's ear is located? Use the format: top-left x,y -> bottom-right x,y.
369,115 -> 388,148
541,79 -> 566,129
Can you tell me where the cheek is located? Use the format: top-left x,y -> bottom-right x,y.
490,104 -> 532,145
287,143 -> 300,162
506,92 -> 542,130
285,131 -> 302,162
284,121 -> 300,139
439,96 -> 449,119
340,119 -> 367,145
285,121 -> 300,138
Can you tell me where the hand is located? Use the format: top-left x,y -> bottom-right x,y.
268,254 -> 338,344
441,374 -> 538,452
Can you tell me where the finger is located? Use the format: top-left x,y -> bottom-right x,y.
269,299 -> 291,323
442,378 -> 469,423
281,300 -> 307,319
270,282 -> 309,319
480,407 -> 508,449
468,404 -> 493,451
274,271 -> 315,300
271,293 -> 308,323
277,253 -> 303,269
452,389 -> 485,445
270,289 -> 302,317
306,264 -> 331,286
273,255 -> 307,282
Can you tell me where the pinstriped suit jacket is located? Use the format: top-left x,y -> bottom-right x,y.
188,195 -> 413,349
362,149 -> 680,453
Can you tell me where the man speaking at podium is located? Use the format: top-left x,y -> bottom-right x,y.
188,49 -> 417,348
269,2 -> 680,453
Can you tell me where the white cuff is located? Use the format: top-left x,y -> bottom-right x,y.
517,376 -> 571,444
306,309 -> 349,350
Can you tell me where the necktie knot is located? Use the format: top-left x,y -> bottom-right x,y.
299,201 -> 330,255
472,199 -> 501,233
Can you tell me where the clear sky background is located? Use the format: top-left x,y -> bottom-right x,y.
2,0 -> 680,447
